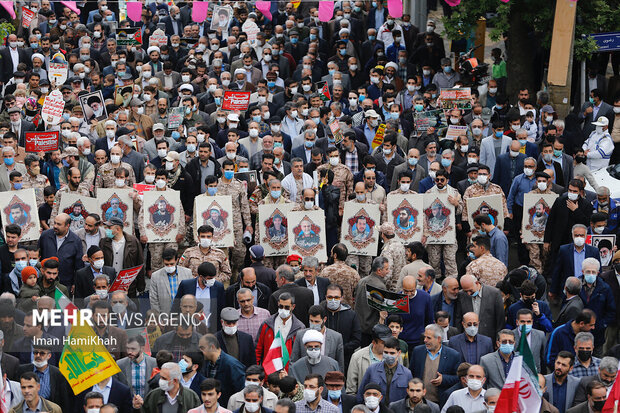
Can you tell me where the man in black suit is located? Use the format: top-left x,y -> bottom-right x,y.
225,267 -> 271,310
602,253 -> 620,352
74,376 -> 133,413
74,245 -> 117,300
268,265 -> 314,327
294,256 -> 330,306
161,5 -> 184,37
0,330 -> 19,381
555,276 -> 585,327
7,106 -> 35,147
0,34 -> 31,83
323,371 -> 356,412
454,274 -> 505,341
215,307 -> 257,368
580,89 -> 615,137
17,343 -> 72,412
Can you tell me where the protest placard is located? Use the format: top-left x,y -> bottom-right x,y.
117,27 -> 142,45
445,125 -> 468,140
329,120 -> 344,144
133,183 -> 156,196
439,88 -> 472,110
222,91 -> 251,111
25,131 -> 59,152
371,123 -> 387,149
108,265 -> 144,293
41,90 -> 65,126
22,7 -> 36,28
366,285 -> 409,313
167,106 -> 185,129
49,54 -> 68,85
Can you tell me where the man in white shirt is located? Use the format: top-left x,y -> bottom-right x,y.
441,365 -> 487,412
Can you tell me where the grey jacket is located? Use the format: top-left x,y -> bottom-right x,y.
389,162 -> 427,192
512,327 -> 546,373
354,273 -> 387,334
149,266 -> 194,313
544,373 -> 580,413
116,354 -> 157,395
290,327 -> 345,372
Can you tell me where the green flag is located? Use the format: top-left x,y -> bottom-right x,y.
518,325 -> 538,376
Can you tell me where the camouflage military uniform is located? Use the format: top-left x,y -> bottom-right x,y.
249,185 -> 291,216
466,251 -> 507,286
319,261 -> 361,306
138,189 -> 186,271
345,199 -> 380,277
254,194 -> 293,270
217,178 -> 252,275
425,185 -> 463,278
525,187 -> 554,273
51,185 -> 92,220
462,182 -> 509,223
22,173 -> 50,205
94,161 -> 137,194
179,245 -> 232,283
316,163 -> 354,213
381,238 -> 407,292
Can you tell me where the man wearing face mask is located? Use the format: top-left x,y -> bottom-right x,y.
570,332 -> 600,379
572,358 -> 618,409
94,145 -> 136,192
549,224 -> 599,300
591,186 -> 620,233
294,374 -> 339,413
506,281 -> 553,333
215,307 -> 256,368
136,361 -> 201,412
74,245 -> 117,300
447,312 -> 493,365
582,116 -> 613,171
442,365 -> 487,412
180,225 -> 231,282
569,380 -> 610,413
149,248 -> 193,313
461,164 -> 509,236
289,330 -> 340,382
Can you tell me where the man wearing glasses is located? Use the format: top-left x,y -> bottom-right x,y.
424,169 -> 463,278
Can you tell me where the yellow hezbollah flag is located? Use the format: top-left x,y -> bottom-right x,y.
58,322 -> 121,394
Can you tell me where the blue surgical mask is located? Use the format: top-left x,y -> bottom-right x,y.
339,49 -> 346,56
271,190 -> 281,199
105,228 -> 114,239
291,37 -> 298,44
185,107 -> 192,115
305,140 -> 315,148
443,66 -> 452,73
553,149 -> 562,158
407,158 -> 418,166
62,113 -> 70,121
441,159 -> 452,167
13,182 -> 22,190
359,95 -> 366,103
328,390 -> 341,400
214,97 -> 221,106
207,187 -> 218,196
499,343 -> 514,354
171,131 -> 180,140
329,69 -> 336,76
415,104 -> 424,112
178,359 -> 190,373
369,35 -> 376,41
584,273 -> 597,284
273,142 -> 283,149
15,261 -> 27,272
310,34 -> 317,41
224,171 -> 234,180
589,97 -> 595,104
495,131 -> 503,138
523,324 -> 533,334
267,81 -> 276,88
519,139 -> 527,146
4,157 -> 14,166
471,289 -> 479,297
468,252 -> 476,260
29,259 -> 38,267
239,167 -> 249,173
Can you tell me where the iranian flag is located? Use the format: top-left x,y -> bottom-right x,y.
55,287 -> 78,318
495,356 -> 541,413
263,330 -> 289,375
602,375 -> 620,413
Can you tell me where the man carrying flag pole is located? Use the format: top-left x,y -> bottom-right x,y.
495,325 -> 542,413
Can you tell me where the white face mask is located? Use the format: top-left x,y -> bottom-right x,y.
204,278 -> 216,287
303,389 -> 317,402
573,236 -> 585,247
165,162 -> 174,171
144,175 -> 155,184
110,154 -> 121,164
159,379 -> 172,391
400,183 -> 409,192
567,192 -> 579,201
106,130 -> 115,139
365,396 -> 380,410
477,175 -> 488,185
245,402 -> 260,413
223,325 -> 237,335
95,289 -> 108,299
537,182 -> 547,191
329,157 -> 339,166
467,379 -> 483,391
523,168 -> 534,176
164,265 -> 176,274
278,308 -> 290,319
33,359 -> 48,369
156,179 -> 167,189
200,238 -> 212,248
304,201 -> 314,210
114,178 -> 125,187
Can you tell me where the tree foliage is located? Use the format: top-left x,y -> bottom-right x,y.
441,0 -> 620,59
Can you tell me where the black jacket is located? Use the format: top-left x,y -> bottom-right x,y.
250,262 -> 278,292
320,302 -> 362,367
543,193 -> 592,258
185,155 -> 222,197
169,165 -> 195,216
215,329 -> 257,368
319,185 -> 340,227
294,276 -> 330,303
17,364 -> 71,412
268,283 -> 315,327
225,281 -> 271,310
73,265 -> 117,300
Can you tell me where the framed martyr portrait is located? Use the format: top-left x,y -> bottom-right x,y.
142,190 -> 181,243
466,194 -> 505,230
58,193 -> 99,233
340,201 -> 381,256
0,189 -> 40,241
97,188 -> 134,234
386,194 -> 424,243
258,203 -> 293,257
522,193 -> 558,244
287,210 -> 327,262
193,195 -> 234,248
423,194 -> 456,244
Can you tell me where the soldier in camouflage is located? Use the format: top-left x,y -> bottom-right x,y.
316,146 -> 354,217
461,164 -> 509,227
94,145 -> 136,195
179,224 -> 231,283
466,234 -> 508,286
51,167 -> 92,220
22,154 -> 50,205
320,243 -> 361,307
378,222 -> 407,292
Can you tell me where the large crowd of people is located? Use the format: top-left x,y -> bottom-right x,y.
0,1 -> 619,413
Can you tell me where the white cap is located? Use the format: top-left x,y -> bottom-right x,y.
303,329 -> 324,344
147,46 -> 160,55
365,109 -> 380,118
234,68 -> 246,76
592,116 -> 609,127
179,84 -> 194,93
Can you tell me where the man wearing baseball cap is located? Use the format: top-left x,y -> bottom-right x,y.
583,116 -> 613,171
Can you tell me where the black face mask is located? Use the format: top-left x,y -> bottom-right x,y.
577,350 -> 592,362
592,399 -> 606,411
576,155 -> 587,164
614,262 -> 620,274
522,298 -> 534,307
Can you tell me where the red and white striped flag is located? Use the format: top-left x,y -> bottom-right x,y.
495,355 -> 541,413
